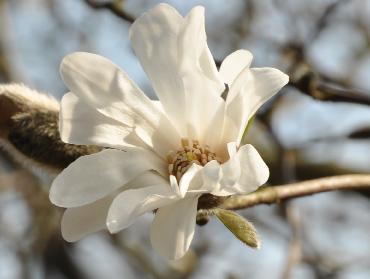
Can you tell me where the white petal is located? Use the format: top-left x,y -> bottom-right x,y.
178,6 -> 225,145
150,196 -> 199,260
219,49 -> 253,85
233,144 -> 269,193
187,160 -> 220,194
61,170 -> 165,241
60,92 -> 143,149
187,143 -> 269,196
60,52 -> 180,156
130,4 -> 224,140
170,163 -> 203,197
61,195 -> 113,242
200,46 -> 224,88
224,67 -> 289,144
123,170 -> 169,190
130,3 -> 187,136
107,179 -> 177,233
213,144 -> 269,196
178,163 -> 203,197
50,148 -> 166,207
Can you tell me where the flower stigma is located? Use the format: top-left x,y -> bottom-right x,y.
167,138 -> 221,181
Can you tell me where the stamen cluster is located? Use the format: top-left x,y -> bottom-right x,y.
167,138 -> 220,181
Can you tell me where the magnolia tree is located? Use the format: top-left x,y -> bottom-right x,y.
0,1 -> 370,278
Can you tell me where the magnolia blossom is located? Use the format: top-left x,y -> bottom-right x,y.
49,3 -> 288,260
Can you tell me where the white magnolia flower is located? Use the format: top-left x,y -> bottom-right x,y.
49,3 -> 288,260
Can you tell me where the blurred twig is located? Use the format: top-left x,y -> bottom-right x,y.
222,175 -> 370,210
0,0 -> 12,82
289,71 -> 370,106
84,0 -> 135,23
0,43 -> 11,82
280,205 -> 302,279
308,0 -> 349,42
348,127 -> 370,139
44,234 -> 87,279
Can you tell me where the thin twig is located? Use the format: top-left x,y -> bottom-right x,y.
84,0 -> 135,23
308,0 -> 349,42
221,175 -> 370,210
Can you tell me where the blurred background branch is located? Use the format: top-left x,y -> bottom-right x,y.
84,0 -> 135,23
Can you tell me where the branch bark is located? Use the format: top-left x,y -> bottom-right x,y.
289,71 -> 370,106
84,0 -> 135,23
221,175 -> 370,210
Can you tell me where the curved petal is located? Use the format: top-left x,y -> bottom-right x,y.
107,179 -> 177,233
61,170 -> 163,241
200,47 -> 223,88
60,92 -> 144,149
150,196 -> 199,260
178,6 -> 225,146
219,49 -> 253,85
233,144 -> 269,193
189,143 -> 269,196
169,163 -> 203,197
50,148 -> 166,207
212,144 -> 269,196
129,3 -> 187,136
60,52 -> 180,156
223,67 -> 289,144
130,4 -> 224,140
61,195 -> 113,242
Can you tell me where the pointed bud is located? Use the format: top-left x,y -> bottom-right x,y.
215,208 -> 260,249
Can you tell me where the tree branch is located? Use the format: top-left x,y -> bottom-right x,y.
221,175 -> 370,210
289,71 -> 370,106
84,0 -> 135,23
348,127 -> 370,139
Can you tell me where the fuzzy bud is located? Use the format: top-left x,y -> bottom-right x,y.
215,208 -> 260,249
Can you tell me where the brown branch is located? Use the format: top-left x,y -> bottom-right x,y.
316,81 -> 370,106
289,71 -> 370,106
221,175 -> 370,210
84,0 -> 135,23
348,127 -> 370,139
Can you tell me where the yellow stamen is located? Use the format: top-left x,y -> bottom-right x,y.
167,138 -> 220,181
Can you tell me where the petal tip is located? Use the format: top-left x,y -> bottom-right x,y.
60,52 -> 86,81
61,224 -> 79,243
60,232 -> 77,243
106,219 -> 120,234
281,71 -> 290,86
190,5 -> 205,14
49,185 -> 64,207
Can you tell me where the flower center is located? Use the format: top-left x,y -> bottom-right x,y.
167,138 -> 220,181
